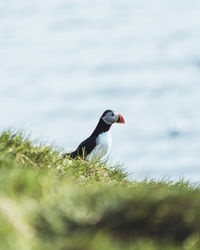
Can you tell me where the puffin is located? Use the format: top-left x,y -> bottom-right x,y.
64,110 -> 125,160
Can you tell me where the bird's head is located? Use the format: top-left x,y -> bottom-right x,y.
101,110 -> 125,125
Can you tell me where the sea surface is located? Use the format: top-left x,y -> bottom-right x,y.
1,0 -> 200,181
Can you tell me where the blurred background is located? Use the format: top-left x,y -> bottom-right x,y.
0,0 -> 200,181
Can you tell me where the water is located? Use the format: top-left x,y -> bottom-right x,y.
1,0 -> 200,181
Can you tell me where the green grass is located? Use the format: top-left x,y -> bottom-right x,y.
0,130 -> 200,250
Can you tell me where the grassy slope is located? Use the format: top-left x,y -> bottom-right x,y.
0,131 -> 200,250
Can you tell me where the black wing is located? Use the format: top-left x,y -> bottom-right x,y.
64,136 -> 96,159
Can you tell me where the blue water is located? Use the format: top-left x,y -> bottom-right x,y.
1,0 -> 200,181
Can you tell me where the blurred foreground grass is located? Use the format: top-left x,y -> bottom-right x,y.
0,130 -> 200,250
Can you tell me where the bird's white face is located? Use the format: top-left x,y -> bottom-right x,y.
101,110 -> 125,125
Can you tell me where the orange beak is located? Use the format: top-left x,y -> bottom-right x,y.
116,114 -> 125,124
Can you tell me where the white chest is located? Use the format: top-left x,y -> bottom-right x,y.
88,131 -> 112,160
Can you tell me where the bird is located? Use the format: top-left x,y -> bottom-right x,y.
64,110 -> 125,160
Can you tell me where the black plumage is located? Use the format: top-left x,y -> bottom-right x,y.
64,118 -> 111,159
